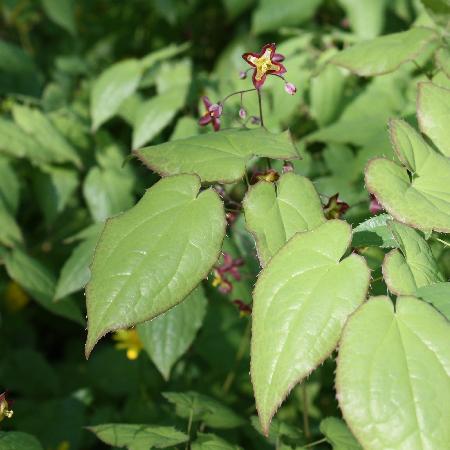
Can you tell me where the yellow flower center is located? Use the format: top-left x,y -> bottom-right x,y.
247,49 -> 280,81
0,398 -> 13,422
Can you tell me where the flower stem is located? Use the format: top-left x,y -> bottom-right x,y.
257,89 -> 264,127
303,437 -> 327,448
221,88 -> 256,105
302,383 -> 311,440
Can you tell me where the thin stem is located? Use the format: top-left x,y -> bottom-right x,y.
221,88 -> 257,105
302,383 -> 311,440
303,437 -> 327,448
185,399 -> 196,450
222,319 -> 251,393
257,89 -> 264,127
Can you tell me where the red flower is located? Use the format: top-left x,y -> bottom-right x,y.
233,299 -> 252,316
369,194 -> 383,215
323,193 -> 349,219
199,96 -> 222,131
242,43 -> 286,90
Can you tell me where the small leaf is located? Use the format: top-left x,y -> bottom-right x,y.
320,417 -> 362,450
0,201 -> 22,247
365,119 -> 450,232
0,431 -> 43,450
55,233 -> 100,300
243,173 -> 325,266
4,249 -> 84,324
85,174 -> 225,357
88,424 -> 188,449
135,128 -> 299,183
352,214 -> 396,248
336,296 -> 450,450
416,282 -> 450,320
91,59 -> 143,130
417,82 -> 450,157
191,432 -> 241,450
137,285 -> 207,380
0,154 -> 20,214
163,391 -> 244,429
41,0 -> 76,35
330,27 -> 438,76
251,220 -> 370,433
382,221 -> 444,295
12,104 -> 81,167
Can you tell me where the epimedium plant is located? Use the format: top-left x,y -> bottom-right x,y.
1,1 -> 450,449
85,26 -> 450,450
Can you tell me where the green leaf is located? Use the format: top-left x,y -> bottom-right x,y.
0,39 -> 42,96
55,233 -> 100,300
191,433 -> 241,450
135,128 -> 299,183
310,63 -> 346,126
137,285 -> 207,380
4,249 -> 84,324
140,42 -> 190,71
163,391 -> 245,429
250,415 -> 302,445
251,220 -> 370,433
252,0 -> 322,34
32,166 -> 79,225
417,82 -> 450,157
0,118 -> 39,160
421,0 -> 450,26
0,156 -> 20,214
436,47 -> 450,78
352,214 -> 396,248
365,119 -> 450,232
12,104 -> 81,167
83,166 -> 135,222
132,90 -> 185,149
0,201 -> 23,247
243,173 -> 325,266
41,0 -> 76,35
88,424 -> 188,449
416,282 -> 450,320
320,417 -> 362,450
91,59 -> 143,130
336,296 -> 450,450
85,174 -> 225,357
337,0 -> 387,39
0,431 -> 43,450
330,27 -> 438,76
382,221 -> 444,296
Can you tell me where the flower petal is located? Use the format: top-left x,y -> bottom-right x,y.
199,113 -> 212,126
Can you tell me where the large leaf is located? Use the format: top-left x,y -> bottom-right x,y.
135,128 -> 299,183
0,431 -> 43,450
91,59 -> 143,130
336,296 -> 450,450
88,424 -> 188,450
436,47 -> 450,78
320,417 -> 362,450
251,220 -> 370,433
416,282 -> 450,320
330,27 -> 438,76
4,249 -> 84,324
252,0 -> 322,34
12,104 -> 81,167
417,82 -> 450,157
163,391 -> 244,429
137,285 -> 207,380
85,174 -> 225,357
365,119 -> 450,232
243,173 -> 325,266
382,221 -> 444,295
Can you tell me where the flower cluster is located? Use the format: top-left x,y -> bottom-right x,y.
199,43 -> 296,132
211,252 -> 244,294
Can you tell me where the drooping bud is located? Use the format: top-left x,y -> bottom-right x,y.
239,70 -> 247,79
239,107 -> 247,120
284,82 -> 297,95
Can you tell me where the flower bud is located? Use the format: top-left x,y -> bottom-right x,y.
250,116 -> 261,125
284,82 -> 297,95
239,107 -> 247,119
239,70 -> 247,79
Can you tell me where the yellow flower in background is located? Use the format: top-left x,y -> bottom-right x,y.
3,281 -> 29,312
0,392 -> 13,422
55,440 -> 70,450
113,329 -> 143,360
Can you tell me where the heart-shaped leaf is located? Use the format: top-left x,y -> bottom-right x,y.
436,47 -> 450,79
85,174 -> 225,357
337,296 -> 450,450
365,119 -> 450,232
251,220 -> 370,434
88,424 -> 188,450
137,285 -> 207,380
243,173 -> 325,266
330,27 -> 438,76
416,282 -> 450,320
382,221 -> 444,295
135,128 -> 299,183
417,82 -> 450,157
352,214 -> 396,249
